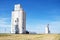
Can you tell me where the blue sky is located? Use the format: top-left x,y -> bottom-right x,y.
0,0 -> 60,33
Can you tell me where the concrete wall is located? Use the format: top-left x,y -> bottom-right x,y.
11,4 -> 26,34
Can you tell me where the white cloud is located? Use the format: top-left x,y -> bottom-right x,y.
49,21 -> 60,33
0,18 -> 11,27
27,20 -> 60,34
0,18 -> 11,33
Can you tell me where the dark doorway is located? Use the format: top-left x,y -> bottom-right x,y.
15,25 -> 19,34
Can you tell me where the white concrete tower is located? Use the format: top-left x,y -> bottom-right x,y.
11,4 -> 26,34
45,24 -> 50,34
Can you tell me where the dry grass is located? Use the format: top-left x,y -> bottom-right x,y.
0,34 -> 60,40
